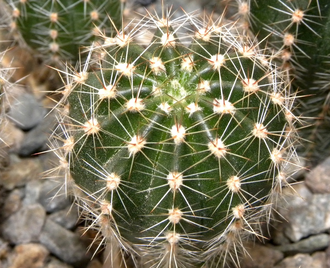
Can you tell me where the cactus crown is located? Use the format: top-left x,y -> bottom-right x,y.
50,4 -> 302,268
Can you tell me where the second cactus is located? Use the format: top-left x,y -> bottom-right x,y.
4,0 -> 122,64
55,10 -> 301,268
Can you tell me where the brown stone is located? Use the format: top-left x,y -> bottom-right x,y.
0,118 -> 25,153
311,252 -> 327,268
3,189 -> 23,218
305,157 -> 330,194
9,243 -> 49,268
241,242 -> 284,268
0,157 -> 42,190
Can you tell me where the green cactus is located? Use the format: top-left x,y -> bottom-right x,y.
50,6 -> 302,267
246,0 -> 330,166
3,0 -> 122,64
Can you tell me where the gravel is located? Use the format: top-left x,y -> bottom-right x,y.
2,203 -> 46,245
1,0 -> 330,268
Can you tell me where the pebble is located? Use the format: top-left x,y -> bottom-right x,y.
24,178 -> 71,213
38,179 -> 72,213
3,188 -> 24,219
23,179 -> 44,206
48,205 -> 79,230
311,252 -> 328,268
0,118 -> 24,154
273,233 -> 330,255
39,218 -> 90,266
7,92 -> 46,131
241,242 -> 283,268
18,111 -> 57,156
305,156 -> 330,194
2,203 -> 46,245
312,251 -> 329,268
0,157 -> 43,190
9,243 -> 49,268
273,252 -> 327,268
272,183 -> 330,242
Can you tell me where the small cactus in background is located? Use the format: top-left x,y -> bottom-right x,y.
246,0 -> 330,166
2,0 -> 122,65
50,5 -> 302,267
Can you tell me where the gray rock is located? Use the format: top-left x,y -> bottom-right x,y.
48,206 -> 79,230
39,218 -> 90,266
24,179 -> 43,206
38,179 -> 71,213
24,178 -> 72,214
18,112 -> 57,156
2,203 -> 46,244
274,252 -> 327,268
274,253 -> 313,268
9,243 -> 49,268
274,234 -> 330,255
305,157 -> 330,194
7,93 -> 46,131
272,183 -> 330,243
285,194 -> 330,242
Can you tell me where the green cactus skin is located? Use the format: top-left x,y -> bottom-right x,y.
4,0 -> 122,64
247,0 -> 330,166
50,5 -> 302,268
249,0 -> 330,91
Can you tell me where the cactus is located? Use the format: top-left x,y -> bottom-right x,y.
245,0 -> 330,166
50,5 -> 302,267
2,0 -> 122,64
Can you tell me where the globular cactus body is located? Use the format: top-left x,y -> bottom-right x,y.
54,6 -> 300,268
